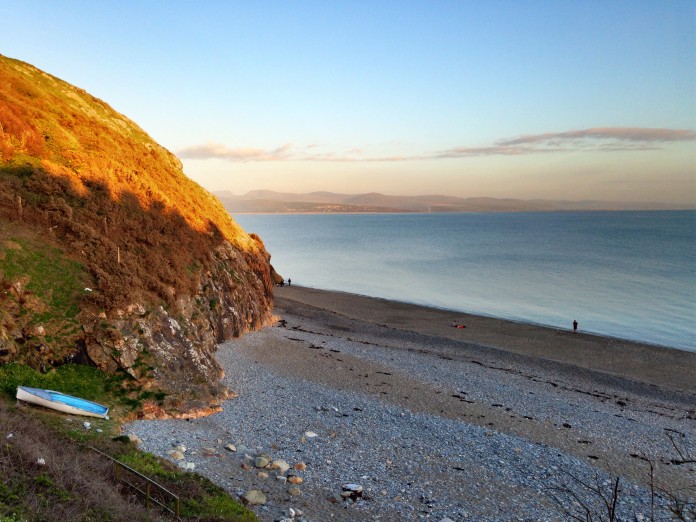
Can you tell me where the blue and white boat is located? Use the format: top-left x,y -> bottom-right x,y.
16,386 -> 109,419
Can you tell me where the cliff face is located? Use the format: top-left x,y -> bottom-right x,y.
0,55 -> 274,415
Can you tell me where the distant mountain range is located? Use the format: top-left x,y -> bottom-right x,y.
214,190 -> 694,214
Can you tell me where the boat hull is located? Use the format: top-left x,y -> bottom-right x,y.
16,386 -> 109,419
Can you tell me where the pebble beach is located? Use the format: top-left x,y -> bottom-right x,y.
125,286 -> 696,521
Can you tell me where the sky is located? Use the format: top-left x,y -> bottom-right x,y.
2,1 -> 695,204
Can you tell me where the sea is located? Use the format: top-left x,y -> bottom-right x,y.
235,211 -> 696,352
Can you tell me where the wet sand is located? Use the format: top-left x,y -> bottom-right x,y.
275,285 -> 696,396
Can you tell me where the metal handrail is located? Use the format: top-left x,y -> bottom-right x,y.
88,446 -> 180,518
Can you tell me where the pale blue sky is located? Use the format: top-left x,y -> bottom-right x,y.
2,1 -> 695,203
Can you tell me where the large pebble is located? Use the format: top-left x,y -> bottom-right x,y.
243,489 -> 266,505
167,450 -> 185,461
254,456 -> 270,468
126,433 -> 142,446
271,459 -> 290,474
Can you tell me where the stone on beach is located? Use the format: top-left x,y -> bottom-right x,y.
270,459 -> 290,474
122,288 -> 696,521
126,433 -> 143,446
254,456 -> 270,468
243,489 -> 266,505
341,483 -> 364,500
167,450 -> 185,460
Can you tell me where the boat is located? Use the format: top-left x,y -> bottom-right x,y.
16,386 -> 109,419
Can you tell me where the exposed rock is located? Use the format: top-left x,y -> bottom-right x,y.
126,433 -> 143,446
341,483 -> 364,501
0,55 -> 276,417
254,456 -> 270,468
270,459 -> 290,474
243,489 -> 266,505
167,450 -> 184,461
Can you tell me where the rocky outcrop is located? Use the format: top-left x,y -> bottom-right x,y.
0,54 -> 275,416
82,241 -> 275,415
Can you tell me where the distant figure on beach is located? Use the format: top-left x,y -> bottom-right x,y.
288,278 -> 291,286
573,320 -> 578,333
450,321 -> 466,329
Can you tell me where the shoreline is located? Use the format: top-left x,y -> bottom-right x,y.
274,285 -> 696,396
126,285 -> 696,521
280,284 -> 694,353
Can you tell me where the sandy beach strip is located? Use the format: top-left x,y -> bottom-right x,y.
126,286 -> 696,521
275,286 -> 696,396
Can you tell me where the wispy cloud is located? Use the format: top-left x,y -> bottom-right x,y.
177,127 -> 695,163
429,145 -> 561,159
498,127 -> 696,147
178,142 -> 294,162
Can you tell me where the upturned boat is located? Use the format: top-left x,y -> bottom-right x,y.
16,386 -> 109,419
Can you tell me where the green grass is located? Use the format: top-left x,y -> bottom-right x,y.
0,361 -> 171,424
0,362 -> 117,404
1,238 -> 84,321
115,446 -> 257,521
0,235 -> 87,362
1,386 -> 257,521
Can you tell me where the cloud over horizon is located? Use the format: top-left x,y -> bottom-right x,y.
177,127 -> 696,163
498,127 -> 696,146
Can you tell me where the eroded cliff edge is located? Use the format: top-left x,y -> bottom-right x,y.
0,54 -> 275,416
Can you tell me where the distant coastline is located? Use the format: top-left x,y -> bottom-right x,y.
215,190 -> 694,214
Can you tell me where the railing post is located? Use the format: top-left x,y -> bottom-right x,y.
146,482 -> 151,510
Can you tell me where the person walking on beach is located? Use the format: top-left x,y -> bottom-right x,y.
288,278 -> 291,286
573,319 -> 578,333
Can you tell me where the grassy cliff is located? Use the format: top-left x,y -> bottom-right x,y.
0,54 -> 274,415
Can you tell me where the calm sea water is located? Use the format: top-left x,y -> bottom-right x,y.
235,211 -> 696,352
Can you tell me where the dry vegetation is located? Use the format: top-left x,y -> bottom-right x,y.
0,54 -> 274,399
0,54 -> 269,310
0,50 -> 273,522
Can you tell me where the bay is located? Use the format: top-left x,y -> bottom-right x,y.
235,211 -> 696,351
